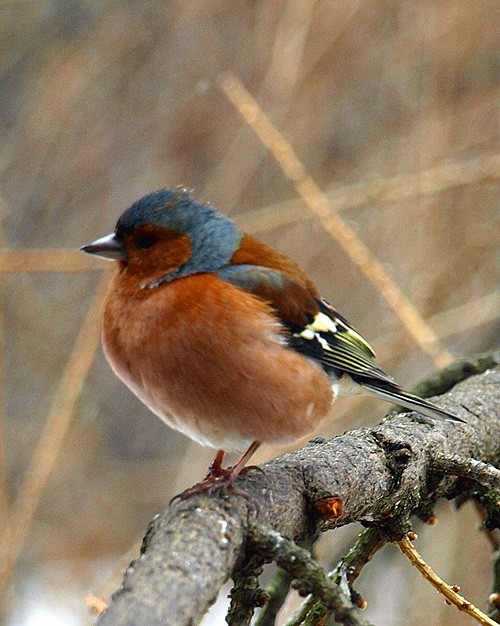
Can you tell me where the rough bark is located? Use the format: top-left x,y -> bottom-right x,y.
97,355 -> 500,626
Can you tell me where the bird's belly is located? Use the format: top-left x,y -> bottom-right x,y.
102,274 -> 334,451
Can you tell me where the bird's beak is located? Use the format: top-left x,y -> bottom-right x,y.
80,233 -> 127,261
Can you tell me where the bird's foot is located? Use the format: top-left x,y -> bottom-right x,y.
171,468 -> 237,501
170,464 -> 264,505
170,442 -> 263,505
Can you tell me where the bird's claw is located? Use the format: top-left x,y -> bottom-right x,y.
170,465 -> 264,510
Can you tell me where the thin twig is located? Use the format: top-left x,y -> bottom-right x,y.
431,455 -> 500,489
237,154 -> 500,235
397,534 -> 497,626
249,525 -> 373,626
409,352 -> 499,400
331,528 -> 387,609
226,564 -> 268,626
284,528 -> 386,626
219,72 -> 454,368
0,309 -> 11,531
254,567 -> 293,626
0,268 -> 113,598
203,0 -> 315,212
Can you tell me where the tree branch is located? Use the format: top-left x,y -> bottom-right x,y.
254,567 -> 293,626
247,524 -> 372,626
430,455 -> 500,488
396,534 -> 497,626
226,562 -> 268,626
97,355 -> 499,626
284,528 -> 387,626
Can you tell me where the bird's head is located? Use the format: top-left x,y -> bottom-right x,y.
81,188 -> 242,287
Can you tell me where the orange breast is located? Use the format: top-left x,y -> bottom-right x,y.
102,271 -> 333,451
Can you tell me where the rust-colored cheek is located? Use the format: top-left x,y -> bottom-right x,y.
124,226 -> 192,281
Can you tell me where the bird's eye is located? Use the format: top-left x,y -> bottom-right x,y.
136,234 -> 158,249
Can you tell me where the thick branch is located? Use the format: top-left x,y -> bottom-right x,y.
98,359 -> 499,626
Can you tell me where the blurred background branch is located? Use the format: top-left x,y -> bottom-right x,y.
0,1 -> 498,624
219,72 -> 455,367
0,268 -> 113,598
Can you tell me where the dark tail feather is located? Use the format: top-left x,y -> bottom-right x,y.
361,383 -> 466,423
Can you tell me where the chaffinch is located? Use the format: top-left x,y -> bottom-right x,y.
82,188 -> 463,496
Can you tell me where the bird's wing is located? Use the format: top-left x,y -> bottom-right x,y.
288,298 -> 396,386
216,264 -> 319,330
217,265 -> 464,423
217,264 -> 394,385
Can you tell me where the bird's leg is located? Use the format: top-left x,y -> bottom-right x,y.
228,441 -> 261,475
171,441 -> 262,501
206,449 -> 225,478
227,440 -> 265,477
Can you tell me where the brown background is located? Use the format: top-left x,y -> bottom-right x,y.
0,1 -> 498,624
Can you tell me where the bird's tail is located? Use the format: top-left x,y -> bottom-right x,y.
361,382 -> 466,423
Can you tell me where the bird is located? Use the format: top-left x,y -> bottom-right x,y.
81,187 -> 464,497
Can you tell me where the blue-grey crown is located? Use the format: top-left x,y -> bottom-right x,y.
116,188 -> 242,284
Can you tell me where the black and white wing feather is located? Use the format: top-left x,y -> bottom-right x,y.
288,300 -> 465,423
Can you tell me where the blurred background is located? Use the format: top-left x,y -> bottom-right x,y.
0,1 -> 498,624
